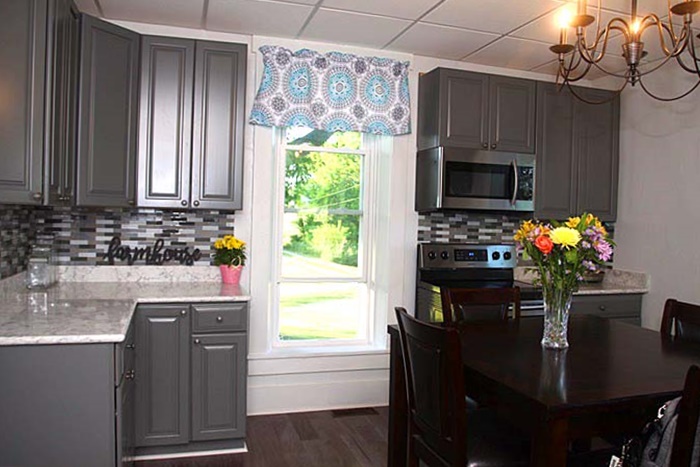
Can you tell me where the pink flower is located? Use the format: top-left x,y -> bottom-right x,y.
594,240 -> 613,262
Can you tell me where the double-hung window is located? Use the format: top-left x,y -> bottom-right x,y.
272,127 -> 377,347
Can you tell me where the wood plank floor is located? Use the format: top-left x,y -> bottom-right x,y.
137,407 -> 389,467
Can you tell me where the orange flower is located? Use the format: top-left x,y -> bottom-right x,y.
535,235 -> 554,255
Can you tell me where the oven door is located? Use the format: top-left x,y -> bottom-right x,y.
437,148 -> 534,211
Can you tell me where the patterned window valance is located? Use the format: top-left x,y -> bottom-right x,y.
249,46 -> 411,136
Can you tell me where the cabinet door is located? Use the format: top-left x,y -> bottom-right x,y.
116,376 -> 135,467
135,304 -> 190,447
574,88 -> 620,222
137,36 -> 195,209
535,83 -> 576,220
0,0 -> 47,205
191,41 -> 247,210
489,76 -> 536,153
47,0 -> 79,205
191,334 -> 247,441
438,69 -> 489,150
76,15 -> 138,207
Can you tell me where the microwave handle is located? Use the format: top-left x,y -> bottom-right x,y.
510,159 -> 519,206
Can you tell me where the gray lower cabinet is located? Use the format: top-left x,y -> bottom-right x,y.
535,83 -> 620,221
138,36 -> 246,211
135,304 -> 191,447
0,338 -> 135,467
134,302 -> 248,456
0,0 -> 48,205
417,68 -> 536,154
76,15 -> 139,207
571,294 -> 643,325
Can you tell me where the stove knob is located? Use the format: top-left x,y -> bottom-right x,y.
503,251 -> 512,260
440,251 -> 450,260
492,251 -> 501,260
427,251 -> 437,260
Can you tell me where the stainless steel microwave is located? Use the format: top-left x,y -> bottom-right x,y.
415,147 -> 535,212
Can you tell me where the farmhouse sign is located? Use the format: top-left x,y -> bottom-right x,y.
105,236 -> 202,266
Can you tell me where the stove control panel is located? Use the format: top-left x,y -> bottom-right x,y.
418,243 -> 517,269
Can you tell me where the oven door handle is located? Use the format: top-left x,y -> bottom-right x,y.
510,159 -> 519,206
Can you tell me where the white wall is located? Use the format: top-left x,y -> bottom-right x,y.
613,63 -> 700,330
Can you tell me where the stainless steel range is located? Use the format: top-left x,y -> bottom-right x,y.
415,243 -> 544,322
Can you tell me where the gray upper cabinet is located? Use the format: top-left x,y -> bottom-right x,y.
191,333 -> 247,441
417,68 -> 536,154
46,0 -> 79,205
574,87 -> 620,221
0,0 -> 48,205
535,83 -> 620,221
135,304 -> 190,447
138,37 -> 246,211
137,36 -> 195,209
77,15 -> 139,207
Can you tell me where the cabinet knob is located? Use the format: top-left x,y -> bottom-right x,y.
193,200 -> 200,207
194,338 -> 201,345
128,199 -> 135,206
599,305 -> 607,311
126,343 -> 135,350
125,370 -> 135,380
216,316 -> 223,323
180,309 -> 187,316
490,144 -> 497,149
481,142 -> 488,149
181,200 -> 188,207
32,192 -> 43,201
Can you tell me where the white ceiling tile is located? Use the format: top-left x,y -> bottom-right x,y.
466,37 -> 558,70
100,0 -> 205,28
320,0 -> 440,20
530,58 -> 561,75
273,0 -> 318,4
301,8 -> 411,48
423,0 -> 561,34
72,0 -> 101,16
511,5 -> 618,44
389,22 -> 499,60
207,0 -> 313,37
590,0 -> 671,15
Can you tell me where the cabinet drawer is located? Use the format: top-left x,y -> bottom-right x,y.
571,294 -> 642,319
116,321 -> 136,386
192,303 -> 247,333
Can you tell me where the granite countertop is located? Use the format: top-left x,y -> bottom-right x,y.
0,272 -> 250,346
514,267 -> 650,296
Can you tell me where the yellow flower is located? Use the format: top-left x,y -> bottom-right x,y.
514,220 -> 536,242
565,217 -> 580,228
214,239 -> 224,249
549,227 -> 581,249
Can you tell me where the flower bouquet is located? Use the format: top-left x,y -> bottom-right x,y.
514,213 -> 614,349
213,235 -> 247,285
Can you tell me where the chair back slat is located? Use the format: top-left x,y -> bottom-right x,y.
670,365 -> 700,467
395,307 -> 467,466
440,287 -> 521,324
661,299 -> 700,343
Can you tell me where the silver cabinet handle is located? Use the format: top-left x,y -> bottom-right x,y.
126,343 -> 135,350
194,338 -> 201,345
193,200 -> 200,207
125,370 -> 135,380
216,316 -> 223,323
181,200 -> 188,207
180,309 -> 187,316
481,142 -> 488,149
599,305 -> 607,311
32,192 -> 43,201
510,159 -> 519,206
491,143 -> 497,149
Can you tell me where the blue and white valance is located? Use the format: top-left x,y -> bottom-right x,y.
249,46 -> 411,136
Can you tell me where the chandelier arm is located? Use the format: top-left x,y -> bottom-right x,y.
637,73 -> 700,101
564,78 -> 628,105
589,59 -> 633,79
654,20 -> 691,57
560,60 -> 593,83
675,34 -> 700,74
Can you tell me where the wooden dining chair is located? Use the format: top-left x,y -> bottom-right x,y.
394,307 -> 530,467
661,299 -> 700,342
440,287 -> 521,325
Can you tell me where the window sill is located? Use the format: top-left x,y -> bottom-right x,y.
248,343 -> 389,361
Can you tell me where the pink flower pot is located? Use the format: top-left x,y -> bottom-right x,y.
219,265 -> 243,285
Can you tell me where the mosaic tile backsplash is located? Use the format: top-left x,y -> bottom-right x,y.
0,206 -> 34,279
0,206 -> 236,279
418,212 -> 530,244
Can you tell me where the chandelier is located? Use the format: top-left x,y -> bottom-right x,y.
550,0 -> 700,102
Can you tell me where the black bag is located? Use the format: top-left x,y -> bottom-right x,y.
619,397 -> 681,467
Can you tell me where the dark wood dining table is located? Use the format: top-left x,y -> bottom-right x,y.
387,315 -> 700,467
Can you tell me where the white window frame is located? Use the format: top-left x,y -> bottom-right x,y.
269,128 -> 381,349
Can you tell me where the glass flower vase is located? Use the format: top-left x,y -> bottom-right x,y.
541,282 -> 574,349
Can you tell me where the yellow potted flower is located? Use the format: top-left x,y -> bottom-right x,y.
213,235 -> 247,285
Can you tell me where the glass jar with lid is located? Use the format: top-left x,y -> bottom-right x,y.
26,235 -> 56,289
